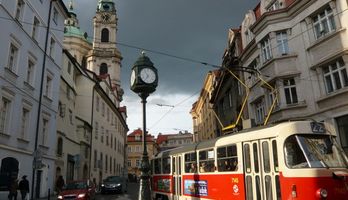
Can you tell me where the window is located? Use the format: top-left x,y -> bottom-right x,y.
57,137 -> 63,156
94,150 -> 97,168
199,149 -> 215,173
7,44 -> 18,72
69,109 -> 73,125
255,99 -> 265,124
154,159 -> 161,174
276,31 -> 289,55
106,130 -> 109,146
323,58 -> 348,93
127,146 -> 131,153
248,57 -> 260,83
101,28 -> 109,42
107,108 -> 110,122
100,63 -> 108,75
110,157 -> 112,173
41,118 -> 49,145
105,155 -> 108,172
45,75 -> 52,98
136,146 -> 140,152
66,86 -> 71,100
136,159 -> 140,167
313,6 -> 335,39
26,59 -> 35,84
32,17 -> 40,40
127,160 -> 131,167
0,97 -> 11,133
15,0 -> 24,21
267,0 -> 281,11
135,135 -> 141,141
260,36 -> 272,63
49,38 -> 55,58
20,107 -> 30,139
95,122 -> 98,139
101,126 -> 104,143
283,78 -> 298,104
102,103 -> 105,116
217,145 -> 238,172
96,96 -> 100,112
52,7 -> 58,24
67,62 -> 72,74
162,157 -> 171,174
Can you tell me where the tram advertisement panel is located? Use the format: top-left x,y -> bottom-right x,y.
184,180 -> 208,196
157,178 -> 170,192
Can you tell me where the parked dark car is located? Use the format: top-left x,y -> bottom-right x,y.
100,176 -> 127,194
57,179 -> 96,200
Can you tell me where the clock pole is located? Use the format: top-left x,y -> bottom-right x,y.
130,52 -> 158,200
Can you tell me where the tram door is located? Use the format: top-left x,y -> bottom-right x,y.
172,155 -> 182,200
243,139 -> 281,200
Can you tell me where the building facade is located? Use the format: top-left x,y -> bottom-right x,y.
229,0 -> 348,153
156,131 -> 193,152
190,71 -> 219,142
61,0 -> 128,188
0,0 -> 69,198
127,129 -> 156,181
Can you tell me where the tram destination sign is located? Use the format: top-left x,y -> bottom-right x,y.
310,122 -> 326,133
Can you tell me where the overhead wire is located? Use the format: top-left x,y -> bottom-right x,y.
2,3 -> 347,131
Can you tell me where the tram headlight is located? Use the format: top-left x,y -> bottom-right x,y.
316,188 -> 328,199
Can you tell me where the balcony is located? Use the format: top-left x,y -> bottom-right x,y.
259,53 -> 299,78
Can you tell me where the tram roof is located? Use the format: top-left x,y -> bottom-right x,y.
155,120 -> 327,157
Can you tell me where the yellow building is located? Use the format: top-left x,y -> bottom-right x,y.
127,129 -> 156,181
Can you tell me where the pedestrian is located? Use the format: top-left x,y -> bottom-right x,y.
8,178 -> 18,200
18,175 -> 29,200
56,175 -> 65,193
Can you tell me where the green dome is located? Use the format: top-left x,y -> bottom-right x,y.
64,26 -> 92,44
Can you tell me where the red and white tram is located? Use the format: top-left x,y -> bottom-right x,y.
151,121 -> 348,200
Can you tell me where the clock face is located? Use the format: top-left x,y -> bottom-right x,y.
140,68 -> 156,84
103,4 -> 110,11
130,70 -> 136,86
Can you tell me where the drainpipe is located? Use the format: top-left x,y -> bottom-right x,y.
31,0 -> 55,199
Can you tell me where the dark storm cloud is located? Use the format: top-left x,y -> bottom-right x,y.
67,0 -> 259,97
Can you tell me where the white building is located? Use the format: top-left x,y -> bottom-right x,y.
0,0 -> 69,198
61,0 -> 128,187
240,0 -> 348,153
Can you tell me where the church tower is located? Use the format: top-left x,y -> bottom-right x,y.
87,0 -> 122,93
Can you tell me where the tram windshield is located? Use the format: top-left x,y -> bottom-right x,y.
284,135 -> 348,169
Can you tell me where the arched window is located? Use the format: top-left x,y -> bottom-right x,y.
101,28 -> 109,42
100,63 -> 108,75
57,137 -> 63,156
0,157 -> 19,190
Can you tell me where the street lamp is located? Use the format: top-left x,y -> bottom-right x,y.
130,51 -> 158,200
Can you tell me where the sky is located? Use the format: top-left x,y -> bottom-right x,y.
64,0 -> 259,136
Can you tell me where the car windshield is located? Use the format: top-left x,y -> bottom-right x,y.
284,134 -> 348,169
104,176 -> 121,182
64,182 -> 88,190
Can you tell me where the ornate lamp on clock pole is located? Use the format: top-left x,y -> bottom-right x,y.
130,51 -> 158,200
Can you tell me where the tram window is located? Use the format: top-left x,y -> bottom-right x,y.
154,158 -> 161,174
245,176 -> 253,200
162,157 -> 170,174
272,140 -> 279,172
172,157 -> 176,174
253,143 -> 259,173
217,145 -> 238,172
284,136 -> 307,168
184,152 -> 197,173
275,175 -> 282,200
262,141 -> 271,173
199,149 -> 215,173
244,144 -> 251,173
265,175 -> 273,200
